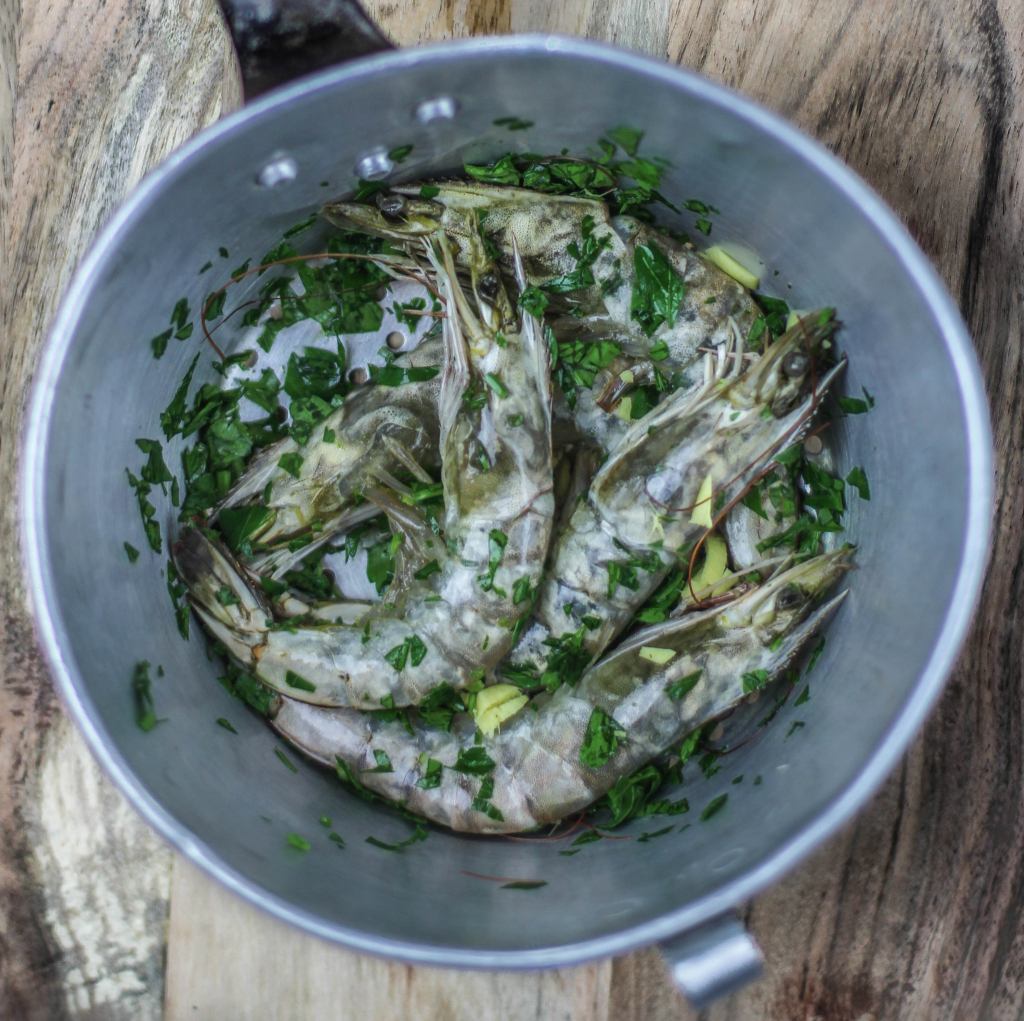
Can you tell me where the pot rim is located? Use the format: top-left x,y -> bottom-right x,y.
21,33 -> 993,968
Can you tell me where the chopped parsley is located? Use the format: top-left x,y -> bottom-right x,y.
579,707 -> 623,768
518,285 -> 549,318
416,683 -> 466,731
284,670 -> 316,692
132,661 -> 159,732
415,757 -> 443,788
217,662 -> 275,715
665,670 -> 702,701
278,452 -> 304,479
742,669 -> 770,694
477,529 -> 508,594
286,832 -> 311,851
366,824 -> 428,852
124,542 -> 140,563
216,717 -> 237,733
637,825 -> 674,842
166,561 -> 190,640
631,242 -> 685,336
472,776 -> 504,821
838,387 -> 876,414
785,720 -> 806,740
542,214 -> 612,294
360,749 -> 394,773
846,466 -> 870,500
275,748 -> 299,773
452,747 -> 495,776
700,793 -> 728,821
553,339 -> 621,408
384,634 -> 429,671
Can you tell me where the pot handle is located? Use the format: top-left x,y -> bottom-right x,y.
659,912 -> 763,1007
215,0 -> 394,100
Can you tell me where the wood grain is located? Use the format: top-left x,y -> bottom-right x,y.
0,0 -> 240,1013
165,856 -> 610,1021
4,0 -> 1024,1018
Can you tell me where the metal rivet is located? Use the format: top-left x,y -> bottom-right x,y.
355,149 -> 394,181
415,96 -> 458,124
803,435 -> 823,455
257,156 -> 298,188
386,331 -> 404,350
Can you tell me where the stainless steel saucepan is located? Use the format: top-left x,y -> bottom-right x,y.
21,0 -> 992,1005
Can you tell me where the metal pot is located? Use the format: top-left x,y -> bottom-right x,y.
21,0 -> 993,1006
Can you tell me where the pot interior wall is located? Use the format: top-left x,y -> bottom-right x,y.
35,42 -> 973,958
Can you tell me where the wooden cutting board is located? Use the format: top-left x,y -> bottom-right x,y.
2,1 -> 1023,1018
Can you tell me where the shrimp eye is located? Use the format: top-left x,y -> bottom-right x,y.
775,587 -> 802,611
781,350 -> 810,378
376,192 -> 407,220
478,274 -> 500,301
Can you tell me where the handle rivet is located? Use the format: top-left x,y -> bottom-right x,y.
415,97 -> 458,124
355,149 -> 395,181
257,156 -> 298,187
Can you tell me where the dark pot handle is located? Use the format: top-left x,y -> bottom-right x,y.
216,0 -> 394,99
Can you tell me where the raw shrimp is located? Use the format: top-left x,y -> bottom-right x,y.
237,185 -> 762,569
175,223 -> 554,709
324,184 -> 760,368
212,336 -> 444,577
271,550 -> 851,834
531,313 -> 844,658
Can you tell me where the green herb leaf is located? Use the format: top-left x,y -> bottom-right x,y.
665,670 -> 702,701
794,685 -> 810,706
637,825 -> 674,842
484,373 -> 510,399
286,832 -> 311,851
218,662 -> 275,715
124,541 -> 140,563
278,452 -> 304,479
415,757 -> 444,788
631,243 -> 685,337
518,285 -> 549,318
420,184 -> 440,199
492,116 -> 534,131
285,670 -> 316,693
579,707 -> 622,768
846,465 -> 870,500
275,747 -> 299,773
219,505 -> 274,551
608,126 -> 643,155
465,155 -> 522,185
150,328 -> 173,358
132,661 -> 158,731
648,338 -> 670,361
365,824 -> 428,852
742,669 -> 770,693
700,793 -> 728,821
785,720 -> 805,740
361,749 -> 394,773
216,717 -> 238,733
452,747 -> 495,776
283,215 -> 318,239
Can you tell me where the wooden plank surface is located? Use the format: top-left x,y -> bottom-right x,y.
2,0 -> 1023,1018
